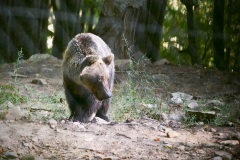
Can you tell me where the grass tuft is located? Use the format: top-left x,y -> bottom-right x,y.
110,35 -> 162,121
0,84 -> 26,106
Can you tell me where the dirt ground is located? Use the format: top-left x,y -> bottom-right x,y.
0,54 -> 240,160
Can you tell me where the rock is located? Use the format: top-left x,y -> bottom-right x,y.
5,106 -> 24,120
61,120 -> 65,124
220,140 -> 239,146
31,78 -> 47,85
171,92 -> 193,103
48,119 -> 57,129
170,97 -> 183,104
153,58 -> 169,65
168,112 -> 185,121
72,122 -> 85,132
166,130 -> 179,138
161,113 -> 168,121
94,117 -> 109,124
177,145 -> 185,151
35,110 -> 50,118
210,128 -> 217,133
4,151 -> 18,159
6,101 -> 14,108
214,151 -> 232,160
185,110 -> 216,122
115,59 -> 132,71
207,100 -> 224,106
211,156 -> 222,160
28,54 -> 59,63
187,102 -> 199,109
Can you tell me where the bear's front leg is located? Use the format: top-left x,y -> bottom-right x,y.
73,106 -> 97,123
96,99 -> 110,122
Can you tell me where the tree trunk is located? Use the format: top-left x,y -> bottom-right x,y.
0,0 -> 50,62
93,0 -> 167,62
180,0 -> 201,65
212,0 -> 225,70
225,0 -> 232,69
51,0 -> 83,59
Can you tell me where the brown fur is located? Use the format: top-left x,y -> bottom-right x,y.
62,33 -> 114,122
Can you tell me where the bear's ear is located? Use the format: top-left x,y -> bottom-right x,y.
86,55 -> 99,64
103,54 -> 114,65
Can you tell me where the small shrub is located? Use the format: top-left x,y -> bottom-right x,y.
13,48 -> 24,83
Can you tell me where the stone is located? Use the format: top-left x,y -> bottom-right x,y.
31,78 -> 47,85
210,128 -> 217,133
160,113 -> 168,121
166,130 -> 179,138
48,119 -> 57,129
115,59 -> 132,71
72,122 -> 85,132
28,54 -> 59,63
94,117 -> 109,124
211,156 -> 222,160
220,140 -> 239,146
5,106 -> 24,120
177,145 -> 185,151
171,92 -> 193,103
187,102 -> 199,109
214,151 -> 232,160
153,58 -> 169,65
168,112 -> 185,121
170,97 -> 183,104
4,151 -> 18,159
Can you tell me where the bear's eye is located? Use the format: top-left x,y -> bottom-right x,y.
98,76 -> 104,82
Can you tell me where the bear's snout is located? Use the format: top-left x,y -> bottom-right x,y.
96,88 -> 112,101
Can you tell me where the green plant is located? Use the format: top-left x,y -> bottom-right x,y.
13,48 -> 24,83
0,84 -> 26,106
213,104 -> 240,125
110,35 -> 162,121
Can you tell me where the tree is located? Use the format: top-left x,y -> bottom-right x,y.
51,0 -> 83,59
0,0 -> 50,62
93,0 -> 167,62
212,0 -> 225,70
180,0 -> 201,65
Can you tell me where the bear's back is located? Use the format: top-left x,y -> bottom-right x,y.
74,33 -> 112,58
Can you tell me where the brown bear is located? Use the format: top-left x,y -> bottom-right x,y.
62,33 -> 114,122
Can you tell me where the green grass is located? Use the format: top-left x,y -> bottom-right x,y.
109,35 -> 164,122
0,84 -> 26,106
182,97 -> 240,126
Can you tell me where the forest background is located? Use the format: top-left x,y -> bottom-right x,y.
0,0 -> 239,71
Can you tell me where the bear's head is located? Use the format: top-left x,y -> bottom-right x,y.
79,54 -> 114,100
